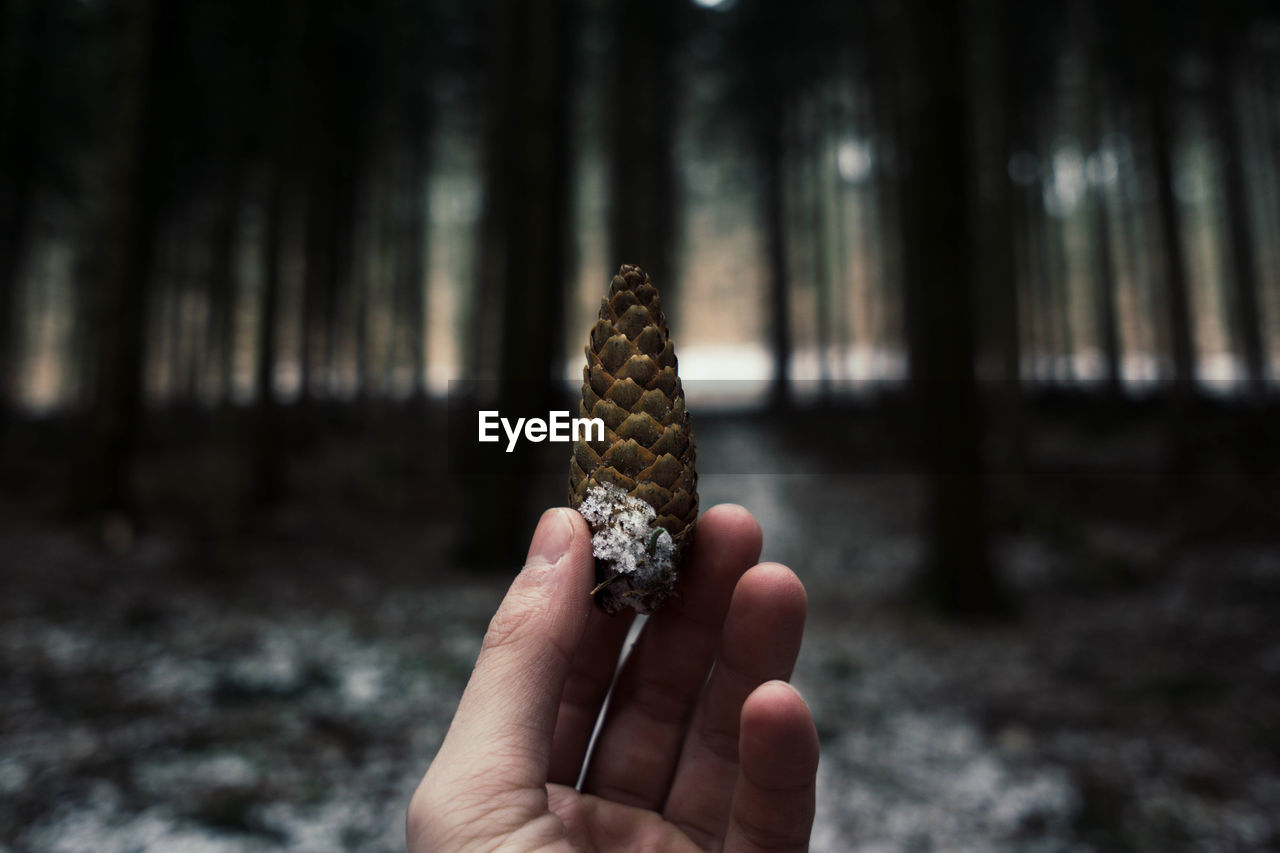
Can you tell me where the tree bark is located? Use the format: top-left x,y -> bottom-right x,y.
252,0 -> 306,505
1210,44 -> 1266,393
463,0 -> 575,565
400,111 -> 431,399
762,102 -> 793,410
1086,101 -> 1121,396
1146,67 -> 1196,395
607,0 -> 680,297
988,0 -> 1028,513
0,0 -> 50,433
77,0 -> 168,520
206,179 -> 243,407
898,0 -> 1007,617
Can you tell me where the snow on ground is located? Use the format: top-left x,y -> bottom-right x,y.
2,420 -> 1278,851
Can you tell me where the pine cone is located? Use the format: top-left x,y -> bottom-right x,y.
569,264 -> 698,614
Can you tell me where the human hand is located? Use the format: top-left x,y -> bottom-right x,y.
408,504 -> 817,852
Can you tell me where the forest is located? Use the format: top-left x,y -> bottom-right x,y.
1,0 -> 1278,849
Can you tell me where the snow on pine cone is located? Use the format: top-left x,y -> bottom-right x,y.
569,264 -> 698,614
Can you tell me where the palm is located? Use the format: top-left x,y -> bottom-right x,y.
545,785 -> 703,851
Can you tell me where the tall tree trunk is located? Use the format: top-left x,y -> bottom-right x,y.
1210,44 -> 1266,393
0,0 -> 50,435
1086,101 -> 1121,396
206,179 -> 242,407
463,0 -> 574,565
252,0 -> 306,505
323,164 -> 359,402
607,0 -> 679,296
899,0 -> 1007,617
1135,6 -> 1198,480
825,74 -> 853,384
1042,151 -> 1074,384
77,0 -> 168,522
401,109 -> 431,399
495,0 -> 571,416
865,8 -> 905,385
299,176 -> 334,406
1147,71 -> 1196,395
988,0 -> 1027,516
762,101 -> 793,410
1020,176 -> 1052,382
802,97 -> 833,400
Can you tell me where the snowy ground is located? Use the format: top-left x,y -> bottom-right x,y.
2,417 -> 1278,852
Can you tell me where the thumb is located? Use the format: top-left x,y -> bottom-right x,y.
411,508 -> 594,833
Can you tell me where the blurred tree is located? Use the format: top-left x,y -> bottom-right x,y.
896,0 -> 1009,616
797,93 -> 834,399
607,0 -> 682,298
380,0 -> 437,402
1084,0 -> 1123,397
298,2 -> 375,406
1209,18 -> 1267,393
252,0 -> 307,505
390,91 -> 433,402
0,0 -> 50,437
206,183 -> 244,408
977,0 -> 1034,515
760,94 -> 794,410
463,0 -> 575,564
1140,10 -> 1196,396
76,0 -> 174,521
725,0 -> 838,409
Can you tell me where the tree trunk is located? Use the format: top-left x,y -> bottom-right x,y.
299,174 -> 334,406
252,0 -> 306,506
1210,45 -> 1266,393
1147,73 -> 1196,394
1086,100 -> 1121,396
762,102 -> 793,410
401,112 -> 431,399
0,0 -> 50,434
988,0 -> 1028,516
802,98 -> 833,400
899,0 -> 1007,617
77,0 -> 168,522
206,179 -> 242,407
463,0 -> 574,565
607,0 -> 679,297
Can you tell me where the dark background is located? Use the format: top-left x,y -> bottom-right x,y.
1,0 -> 1278,849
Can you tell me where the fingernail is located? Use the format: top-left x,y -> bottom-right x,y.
527,508 -> 572,567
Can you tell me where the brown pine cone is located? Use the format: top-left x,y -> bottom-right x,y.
569,264 -> 698,614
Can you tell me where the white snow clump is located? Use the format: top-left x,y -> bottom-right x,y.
577,481 -> 675,585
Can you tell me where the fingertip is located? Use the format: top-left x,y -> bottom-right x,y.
725,681 -> 818,852
561,504 -> 593,540
700,503 -> 764,552
720,565 -> 807,680
740,681 -> 819,787
526,506 -> 587,568
736,562 -> 807,613
687,504 -> 763,578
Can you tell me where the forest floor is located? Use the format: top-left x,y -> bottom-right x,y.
1,403 -> 1278,852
